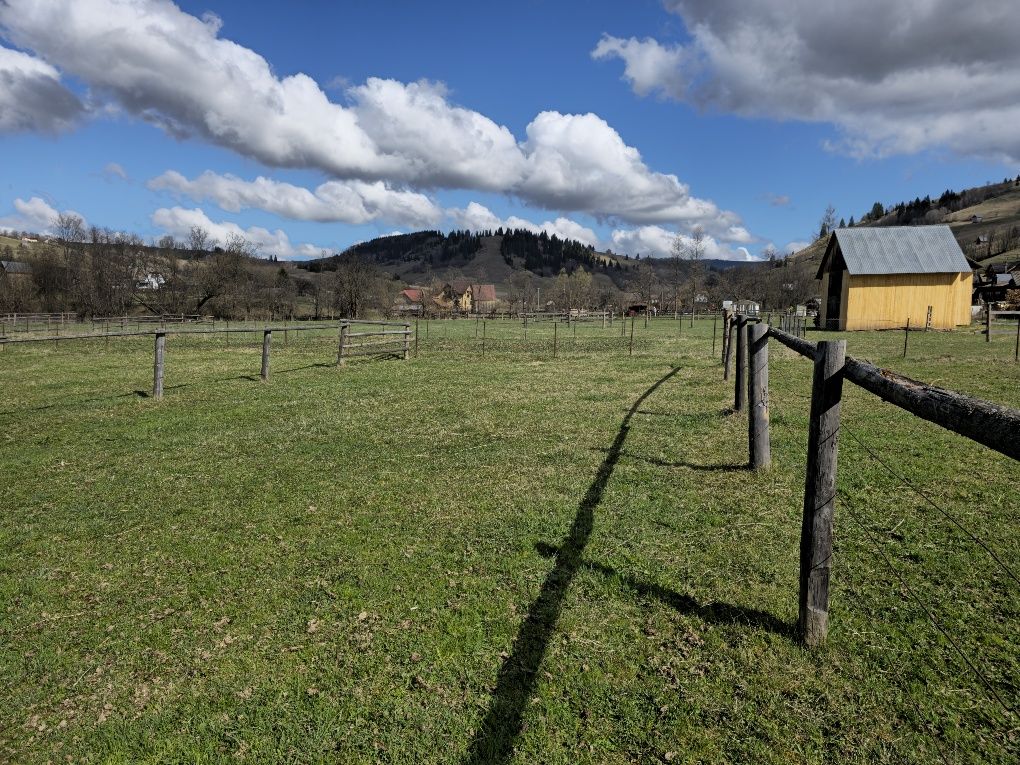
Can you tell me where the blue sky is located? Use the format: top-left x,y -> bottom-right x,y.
1,0 -> 1017,260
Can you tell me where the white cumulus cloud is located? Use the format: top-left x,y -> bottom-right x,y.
0,45 -> 83,134
595,0 -> 1020,162
0,196 -> 84,233
150,207 -> 327,260
0,0 -> 750,232
148,170 -> 444,228
448,202 -> 600,248
609,225 -> 757,261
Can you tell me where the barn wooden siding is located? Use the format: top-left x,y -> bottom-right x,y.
821,271 -> 972,330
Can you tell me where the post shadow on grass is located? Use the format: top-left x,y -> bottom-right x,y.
462,365 -> 682,765
533,542 -> 792,638
610,450 -> 749,472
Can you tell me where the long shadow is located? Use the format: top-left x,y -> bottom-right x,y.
462,365 -> 682,765
590,447 -> 747,472
273,362 -> 335,375
0,389 -> 143,417
533,543 -> 791,638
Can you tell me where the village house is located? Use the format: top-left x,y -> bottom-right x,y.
433,281 -> 498,314
816,226 -> 972,330
393,287 -> 424,315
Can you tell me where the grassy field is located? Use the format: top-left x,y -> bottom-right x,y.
1,317 -> 1018,764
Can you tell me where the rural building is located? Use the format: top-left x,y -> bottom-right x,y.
731,299 -> 760,315
816,226 -> 972,330
469,284 -> 498,313
394,287 -> 424,314
442,281 -> 498,313
0,259 -> 33,279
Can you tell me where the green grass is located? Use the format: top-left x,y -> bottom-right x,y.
1,317 -> 1018,764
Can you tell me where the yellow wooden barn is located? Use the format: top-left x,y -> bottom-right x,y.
817,226 -> 972,330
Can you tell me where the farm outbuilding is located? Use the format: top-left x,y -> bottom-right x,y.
816,226 -> 972,330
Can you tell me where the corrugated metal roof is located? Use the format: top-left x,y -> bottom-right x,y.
822,226 -> 970,277
0,260 -> 32,274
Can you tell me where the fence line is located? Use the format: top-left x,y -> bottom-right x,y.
722,312 -> 1020,648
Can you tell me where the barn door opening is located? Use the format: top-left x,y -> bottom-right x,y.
825,267 -> 843,330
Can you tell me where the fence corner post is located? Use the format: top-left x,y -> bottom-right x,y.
748,322 -> 770,469
734,314 -> 747,411
153,331 -> 166,400
261,329 -> 272,381
799,338 -> 846,647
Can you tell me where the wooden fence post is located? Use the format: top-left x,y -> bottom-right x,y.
985,304 -> 991,342
153,331 -> 166,400
748,322 -> 770,469
403,323 -> 411,360
903,318 -> 910,358
261,330 -> 272,381
1015,317 -> 1019,362
553,321 -> 558,358
337,324 -> 349,366
629,315 -> 635,356
734,314 -> 747,411
723,317 -> 734,380
721,311 -> 729,364
415,319 -> 420,357
712,314 -> 717,356
481,320 -> 486,357
799,339 -> 846,647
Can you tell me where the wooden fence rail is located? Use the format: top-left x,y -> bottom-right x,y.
2,319 -> 412,399
337,322 -> 412,366
727,315 -> 1020,647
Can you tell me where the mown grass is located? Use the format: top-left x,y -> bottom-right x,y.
1,317 -> 1017,764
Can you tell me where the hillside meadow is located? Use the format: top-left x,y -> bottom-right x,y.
1,317 -> 1018,764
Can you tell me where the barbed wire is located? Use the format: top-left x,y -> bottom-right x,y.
838,488 -> 1015,718
841,423 -> 1020,589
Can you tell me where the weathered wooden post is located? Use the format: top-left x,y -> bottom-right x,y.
481,320 -> 486,357
748,322 -> 770,469
712,314 -> 717,356
734,314 -> 747,411
261,330 -> 272,381
553,321 -> 558,358
799,339 -> 846,647
723,317 -> 734,380
403,323 -> 411,360
985,304 -> 991,342
721,311 -> 730,363
629,315 -> 635,356
337,323 -> 349,366
903,318 -> 910,358
415,319 -> 420,357
153,331 -> 166,400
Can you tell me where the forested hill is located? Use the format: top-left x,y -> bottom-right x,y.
299,228 -> 623,279
298,228 -> 750,291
